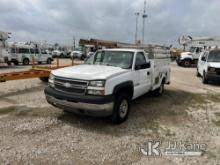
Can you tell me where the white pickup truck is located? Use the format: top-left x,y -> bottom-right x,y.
197,48 -> 220,84
45,48 -> 171,124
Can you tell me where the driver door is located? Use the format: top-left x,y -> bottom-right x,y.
133,52 -> 152,98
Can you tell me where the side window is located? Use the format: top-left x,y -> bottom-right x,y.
135,52 -> 147,69
18,48 -> 29,54
94,52 -> 102,64
201,52 -> 207,61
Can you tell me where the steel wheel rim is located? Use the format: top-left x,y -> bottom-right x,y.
119,99 -> 128,118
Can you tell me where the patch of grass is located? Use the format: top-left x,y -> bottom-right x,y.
0,106 -> 16,115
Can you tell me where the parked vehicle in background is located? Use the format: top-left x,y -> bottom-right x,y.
197,48 -> 220,84
10,43 -> 53,65
45,47 -> 171,124
0,31 -> 11,65
176,46 -> 204,67
71,49 -> 86,60
52,50 -> 67,58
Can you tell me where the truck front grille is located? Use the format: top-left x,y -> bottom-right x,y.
54,76 -> 88,95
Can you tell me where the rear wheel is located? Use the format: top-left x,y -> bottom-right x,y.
111,93 -> 130,124
13,61 -> 19,65
23,58 -> 29,65
7,61 -> 11,66
153,82 -> 164,97
47,58 -> 52,64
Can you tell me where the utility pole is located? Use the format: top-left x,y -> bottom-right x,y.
134,12 -> 140,44
142,0 -> 148,44
73,36 -> 76,50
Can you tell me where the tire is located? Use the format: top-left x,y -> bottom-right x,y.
111,93 -> 130,124
39,77 -> 49,82
202,72 -> 208,84
153,83 -> 164,97
7,61 -> 11,66
196,68 -> 200,77
13,61 -> 19,65
23,58 -> 29,65
80,55 -> 86,60
47,58 -> 52,64
60,54 -> 65,58
183,60 -> 191,67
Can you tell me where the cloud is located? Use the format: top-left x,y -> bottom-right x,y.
0,0 -> 219,46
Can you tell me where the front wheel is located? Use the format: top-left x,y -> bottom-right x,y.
202,72 -> 208,84
111,93 -> 130,124
196,68 -> 200,77
183,60 -> 191,67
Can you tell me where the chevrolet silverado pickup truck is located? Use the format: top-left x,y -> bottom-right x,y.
45,48 -> 171,124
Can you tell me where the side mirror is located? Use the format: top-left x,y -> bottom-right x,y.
201,57 -> 206,61
135,62 -> 151,70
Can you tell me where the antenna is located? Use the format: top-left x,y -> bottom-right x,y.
134,12 -> 140,44
142,0 -> 148,44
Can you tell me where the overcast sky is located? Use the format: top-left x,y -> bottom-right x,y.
0,0 -> 220,46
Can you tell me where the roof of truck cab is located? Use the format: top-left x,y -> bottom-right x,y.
102,48 -> 144,52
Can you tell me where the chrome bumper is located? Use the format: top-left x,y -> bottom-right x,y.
46,95 -> 114,117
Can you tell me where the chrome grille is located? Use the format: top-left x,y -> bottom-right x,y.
54,76 -> 88,95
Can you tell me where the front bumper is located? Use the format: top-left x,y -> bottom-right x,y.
207,74 -> 220,82
44,86 -> 114,117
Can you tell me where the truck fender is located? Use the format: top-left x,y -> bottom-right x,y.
113,81 -> 134,99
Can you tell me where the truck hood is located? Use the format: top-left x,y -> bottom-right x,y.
208,62 -> 220,68
180,52 -> 193,59
52,64 -> 129,80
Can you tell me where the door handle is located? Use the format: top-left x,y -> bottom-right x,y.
147,71 -> 150,75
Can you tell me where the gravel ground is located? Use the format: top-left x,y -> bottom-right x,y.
0,62 -> 220,164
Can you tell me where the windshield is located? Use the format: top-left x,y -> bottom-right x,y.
85,51 -> 134,69
189,47 -> 196,53
208,51 -> 220,62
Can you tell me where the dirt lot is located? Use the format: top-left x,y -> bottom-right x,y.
0,62 -> 220,165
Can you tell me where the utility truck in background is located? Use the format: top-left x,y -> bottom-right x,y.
177,35 -> 220,67
10,42 -> 53,65
45,46 -> 171,124
0,31 -> 11,65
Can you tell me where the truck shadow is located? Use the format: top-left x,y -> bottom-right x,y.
57,89 -> 213,137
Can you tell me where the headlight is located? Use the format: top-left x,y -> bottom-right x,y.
208,67 -> 216,72
87,80 -> 105,95
49,74 -> 55,87
89,80 -> 105,87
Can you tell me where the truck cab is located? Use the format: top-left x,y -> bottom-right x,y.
176,46 -> 203,67
45,48 -> 170,124
197,49 -> 220,84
